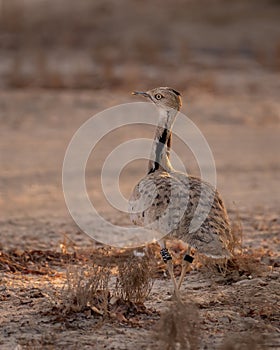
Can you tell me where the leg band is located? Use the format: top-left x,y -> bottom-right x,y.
184,254 -> 194,263
160,248 -> 172,263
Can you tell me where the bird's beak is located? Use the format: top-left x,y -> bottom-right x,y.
132,91 -> 150,98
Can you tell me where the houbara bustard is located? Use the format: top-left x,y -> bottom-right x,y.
129,87 -> 233,298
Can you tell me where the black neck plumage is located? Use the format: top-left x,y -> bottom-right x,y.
148,127 -> 171,174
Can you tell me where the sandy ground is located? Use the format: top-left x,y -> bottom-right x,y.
1,68 -> 280,349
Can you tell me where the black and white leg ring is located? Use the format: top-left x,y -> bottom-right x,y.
160,248 -> 172,263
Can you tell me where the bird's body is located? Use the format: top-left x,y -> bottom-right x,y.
129,87 -> 232,296
130,171 -> 231,258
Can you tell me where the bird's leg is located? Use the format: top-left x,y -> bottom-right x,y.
159,242 -> 180,299
177,247 -> 194,290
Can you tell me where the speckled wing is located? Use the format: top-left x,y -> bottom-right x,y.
129,171 -> 232,258
173,173 -> 232,258
129,171 -> 188,234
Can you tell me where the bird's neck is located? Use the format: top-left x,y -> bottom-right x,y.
148,108 -> 177,174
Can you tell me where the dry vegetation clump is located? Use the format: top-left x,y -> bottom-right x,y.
59,264 -> 111,316
228,211 -> 244,256
154,301 -> 200,350
44,250 -> 158,325
197,247 -> 272,283
226,248 -> 272,277
115,254 -> 155,304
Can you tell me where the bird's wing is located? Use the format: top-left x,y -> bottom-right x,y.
129,171 -> 232,258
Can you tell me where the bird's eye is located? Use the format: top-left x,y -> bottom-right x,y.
155,93 -> 163,100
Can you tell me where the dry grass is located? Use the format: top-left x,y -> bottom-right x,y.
198,248 -> 272,283
115,253 -> 155,304
228,248 -> 272,277
1,242 -> 278,348
228,208 -> 244,256
154,300 -> 200,350
60,264 -> 111,316
43,249 -> 157,323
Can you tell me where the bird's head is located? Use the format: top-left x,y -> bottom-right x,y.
132,87 -> 182,112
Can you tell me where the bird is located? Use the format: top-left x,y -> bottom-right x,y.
129,87 -> 233,298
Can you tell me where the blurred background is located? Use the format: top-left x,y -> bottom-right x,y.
1,0 -> 280,90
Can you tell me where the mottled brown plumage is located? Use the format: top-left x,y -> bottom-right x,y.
130,87 -> 232,296
130,172 -> 231,258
